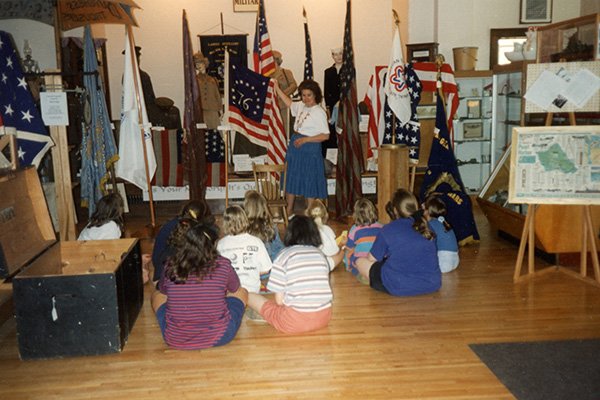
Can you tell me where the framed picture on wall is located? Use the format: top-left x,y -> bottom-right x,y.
467,100 -> 481,119
463,122 -> 483,139
520,0 -> 552,23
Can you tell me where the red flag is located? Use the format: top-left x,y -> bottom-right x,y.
335,0 -> 364,218
252,0 -> 276,76
413,61 -> 459,135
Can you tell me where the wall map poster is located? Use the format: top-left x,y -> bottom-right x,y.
509,126 -> 600,205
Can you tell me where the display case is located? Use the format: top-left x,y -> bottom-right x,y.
453,70 -> 493,193
536,13 -> 600,63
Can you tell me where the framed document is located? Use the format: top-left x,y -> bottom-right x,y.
466,99 -> 481,119
520,0 -> 552,23
463,122 -> 483,139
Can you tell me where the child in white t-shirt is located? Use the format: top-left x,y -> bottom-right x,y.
306,199 -> 343,270
217,205 -> 272,293
78,193 -> 124,241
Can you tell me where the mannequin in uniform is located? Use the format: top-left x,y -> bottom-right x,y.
322,47 -> 342,157
193,52 -> 222,129
271,50 -> 297,136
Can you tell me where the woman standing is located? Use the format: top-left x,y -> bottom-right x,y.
274,79 -> 329,216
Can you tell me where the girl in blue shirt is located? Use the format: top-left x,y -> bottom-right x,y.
355,189 -> 441,296
423,195 -> 459,273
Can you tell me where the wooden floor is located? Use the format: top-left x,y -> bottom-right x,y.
1,200 -> 600,399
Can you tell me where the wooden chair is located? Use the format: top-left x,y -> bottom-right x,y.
252,162 -> 288,226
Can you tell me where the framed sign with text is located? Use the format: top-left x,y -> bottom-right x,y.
233,0 -> 259,12
199,34 -> 248,93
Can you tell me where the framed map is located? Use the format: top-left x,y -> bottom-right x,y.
509,126 -> 600,204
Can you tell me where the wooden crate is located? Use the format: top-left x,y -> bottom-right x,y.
0,168 -> 143,359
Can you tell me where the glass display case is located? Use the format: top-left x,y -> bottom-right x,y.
453,70 -> 493,193
536,13 -> 600,63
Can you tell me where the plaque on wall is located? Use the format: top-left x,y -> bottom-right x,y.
199,34 -> 248,93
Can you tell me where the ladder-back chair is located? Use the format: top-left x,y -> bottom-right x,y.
252,162 -> 288,226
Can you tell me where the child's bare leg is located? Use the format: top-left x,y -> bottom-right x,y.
355,257 -> 374,280
151,290 -> 167,313
247,292 -> 269,314
227,287 -> 248,306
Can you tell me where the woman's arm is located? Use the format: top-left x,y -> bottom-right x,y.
294,133 -> 329,148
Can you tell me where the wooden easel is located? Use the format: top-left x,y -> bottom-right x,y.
513,112 -> 600,286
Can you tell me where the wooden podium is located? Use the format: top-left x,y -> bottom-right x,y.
377,144 -> 409,223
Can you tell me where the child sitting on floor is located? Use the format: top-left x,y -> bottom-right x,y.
78,193 -> 124,241
151,200 -> 215,286
151,222 -> 248,350
423,195 -> 459,273
244,190 -> 284,260
344,198 -> 383,283
217,205 -> 272,293
306,199 -> 343,270
246,215 -> 332,334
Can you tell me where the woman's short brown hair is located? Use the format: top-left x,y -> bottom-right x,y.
298,79 -> 323,104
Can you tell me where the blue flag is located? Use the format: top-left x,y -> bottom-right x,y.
80,26 -> 119,216
0,30 -> 53,168
420,95 -> 479,244
382,63 -> 422,162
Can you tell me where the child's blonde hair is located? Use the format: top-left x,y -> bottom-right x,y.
244,190 -> 275,242
222,205 -> 249,235
352,198 -> 378,226
305,199 -> 328,226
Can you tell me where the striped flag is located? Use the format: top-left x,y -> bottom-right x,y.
253,0 -> 276,77
364,66 -> 387,159
228,63 -> 286,166
413,61 -> 459,136
150,128 -> 184,187
115,29 -> 156,191
0,30 -> 53,168
335,0 -> 364,218
182,9 -> 207,201
302,7 -> 313,81
205,130 -> 226,186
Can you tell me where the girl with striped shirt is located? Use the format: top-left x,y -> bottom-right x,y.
151,222 -> 248,350
246,215 -> 333,334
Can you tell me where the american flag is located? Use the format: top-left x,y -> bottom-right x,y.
205,130 -> 226,186
335,0 -> 364,218
228,63 -> 286,166
182,10 -> 207,201
0,31 -> 53,168
253,0 -> 276,77
302,7 -> 313,81
413,61 -> 459,137
382,63 -> 422,162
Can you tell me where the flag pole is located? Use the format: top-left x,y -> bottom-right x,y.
435,54 -> 449,132
127,24 -> 156,227
223,47 -> 230,208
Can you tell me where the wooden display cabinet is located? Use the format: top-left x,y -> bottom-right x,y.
536,13 -> 600,63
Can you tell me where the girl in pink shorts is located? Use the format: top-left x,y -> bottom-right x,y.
246,215 -> 332,334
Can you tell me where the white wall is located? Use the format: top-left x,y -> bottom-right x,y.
409,0 -> 582,70
1,0 -> 590,120
98,0 -> 392,119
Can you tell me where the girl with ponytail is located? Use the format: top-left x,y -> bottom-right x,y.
355,189 -> 441,296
